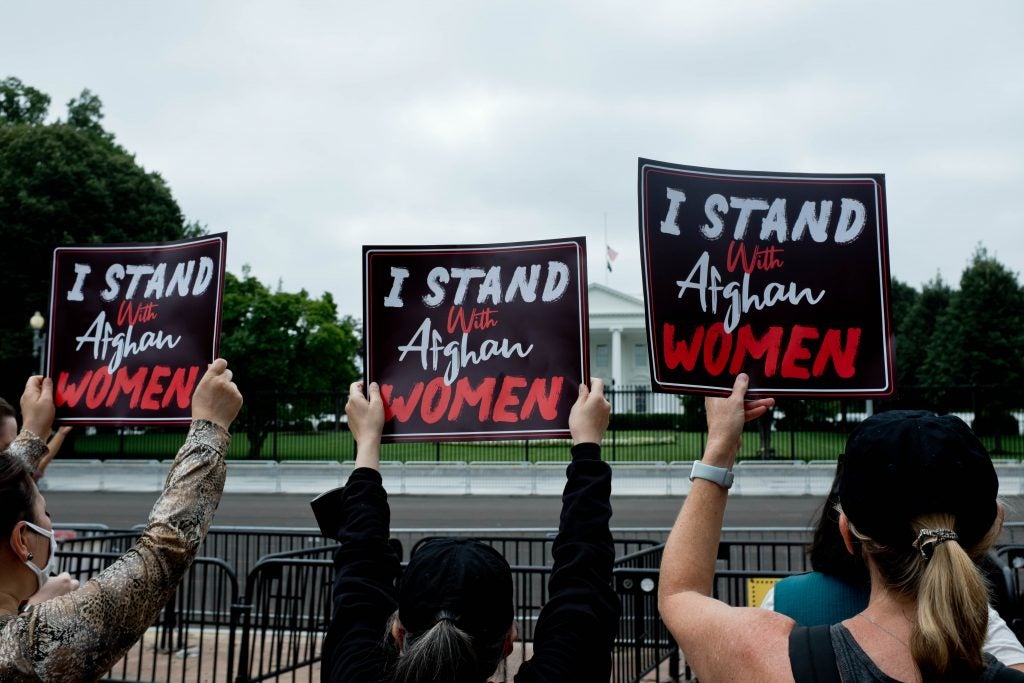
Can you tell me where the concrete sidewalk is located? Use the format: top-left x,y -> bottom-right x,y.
40,458 -> 1024,496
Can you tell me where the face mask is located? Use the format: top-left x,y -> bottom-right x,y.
23,521 -> 58,591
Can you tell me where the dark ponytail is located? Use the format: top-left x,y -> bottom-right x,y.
389,611 -> 507,683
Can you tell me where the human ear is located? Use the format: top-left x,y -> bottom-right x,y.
9,522 -> 34,562
390,620 -> 406,649
502,624 -> 517,658
838,513 -> 856,555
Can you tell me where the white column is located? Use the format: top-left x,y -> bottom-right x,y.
611,327 -> 622,388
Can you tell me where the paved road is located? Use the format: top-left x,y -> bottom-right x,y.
44,491 -> 825,529
44,491 -> 1024,531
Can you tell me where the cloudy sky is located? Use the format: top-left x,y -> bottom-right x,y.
5,1 -> 1022,319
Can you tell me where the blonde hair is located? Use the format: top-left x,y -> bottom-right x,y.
847,509 -> 1001,681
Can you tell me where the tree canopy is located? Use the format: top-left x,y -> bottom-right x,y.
920,248 -> 1024,435
220,268 -> 361,457
0,76 -> 196,399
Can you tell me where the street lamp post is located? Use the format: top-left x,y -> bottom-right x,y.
29,311 -> 46,376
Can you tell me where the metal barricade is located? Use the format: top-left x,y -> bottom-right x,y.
54,549 -> 239,683
234,549 -> 336,682
612,544 -> 679,683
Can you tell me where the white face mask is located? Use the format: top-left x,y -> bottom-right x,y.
23,521 -> 58,591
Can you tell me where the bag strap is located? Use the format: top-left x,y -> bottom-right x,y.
992,664 -> 1024,682
789,625 -> 841,683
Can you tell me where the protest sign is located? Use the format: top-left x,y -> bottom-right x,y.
364,238 -> 589,441
47,234 -> 227,424
638,159 -> 894,396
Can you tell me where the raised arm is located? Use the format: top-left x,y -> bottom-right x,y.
35,426 -> 72,478
3,376 -> 57,472
5,360 -> 242,681
656,375 -> 795,681
518,379 -> 620,681
316,381 -> 400,682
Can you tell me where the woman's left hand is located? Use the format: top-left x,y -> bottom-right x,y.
704,374 -> 774,463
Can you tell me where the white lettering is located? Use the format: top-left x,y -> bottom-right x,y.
66,263 -> 92,302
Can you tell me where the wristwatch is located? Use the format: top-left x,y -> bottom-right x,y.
689,461 -> 734,490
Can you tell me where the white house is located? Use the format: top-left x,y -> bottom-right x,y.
587,283 -> 680,413
587,283 -> 650,388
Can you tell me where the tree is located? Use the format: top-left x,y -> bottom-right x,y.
220,268 -> 361,458
895,275 -> 951,389
0,77 -> 193,401
922,247 -> 1024,447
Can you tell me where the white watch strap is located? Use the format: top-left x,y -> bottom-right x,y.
689,461 -> 734,489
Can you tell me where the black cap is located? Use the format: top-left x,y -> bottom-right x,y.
839,410 -> 998,549
398,538 -> 513,639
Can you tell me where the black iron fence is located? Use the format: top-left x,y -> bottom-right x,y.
64,384 -> 1024,462
47,522 -> 1024,683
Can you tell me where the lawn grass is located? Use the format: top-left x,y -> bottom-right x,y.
68,429 -> 1024,463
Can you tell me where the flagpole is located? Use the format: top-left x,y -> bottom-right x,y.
604,212 -> 609,285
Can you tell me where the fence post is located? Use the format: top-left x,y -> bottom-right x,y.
435,441 -> 441,463
118,428 -> 125,458
272,392 -> 279,461
524,439 -> 529,463
335,391 -> 342,432
609,384 -> 617,462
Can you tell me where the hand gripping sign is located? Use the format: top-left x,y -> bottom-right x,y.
364,238 -> 590,441
47,234 -> 227,424
638,159 -> 894,397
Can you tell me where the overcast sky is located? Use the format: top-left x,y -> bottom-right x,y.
5,1 -> 1022,319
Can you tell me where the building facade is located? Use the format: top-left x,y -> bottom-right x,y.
587,283 -> 680,413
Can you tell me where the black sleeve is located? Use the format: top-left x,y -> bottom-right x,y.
515,443 -> 619,682
315,468 -> 400,683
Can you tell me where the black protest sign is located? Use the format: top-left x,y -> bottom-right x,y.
364,238 -> 589,441
47,234 -> 227,424
638,159 -> 894,397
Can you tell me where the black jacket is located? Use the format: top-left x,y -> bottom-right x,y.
314,443 -> 619,682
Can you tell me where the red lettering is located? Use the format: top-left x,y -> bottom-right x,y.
53,364 -> 209,413
85,368 -> 114,410
493,376 -> 528,423
162,366 -> 201,409
116,300 -> 159,326
447,377 -> 497,421
383,375 -> 566,426
520,376 -> 563,420
56,371 -> 91,408
726,241 -> 753,274
726,241 -> 785,274
813,328 -> 861,378
663,323 -> 861,381
446,306 -> 499,334
420,378 -> 452,424
663,323 -> 703,371
141,366 -> 172,410
729,325 -> 783,377
381,383 -> 424,423
703,323 -> 732,376
107,367 -> 149,408
781,325 -> 818,379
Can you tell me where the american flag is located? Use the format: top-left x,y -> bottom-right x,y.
606,245 -> 618,272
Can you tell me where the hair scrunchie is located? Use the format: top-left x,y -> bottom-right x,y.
913,528 -> 959,560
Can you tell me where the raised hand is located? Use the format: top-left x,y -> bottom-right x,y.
704,374 -> 774,461
20,376 -> 55,439
569,379 -> 612,445
191,359 -> 243,431
346,381 -> 385,469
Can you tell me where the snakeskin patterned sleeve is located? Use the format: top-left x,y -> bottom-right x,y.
4,430 -> 48,473
0,419 -> 229,682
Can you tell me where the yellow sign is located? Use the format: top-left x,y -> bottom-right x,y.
747,577 -> 781,608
